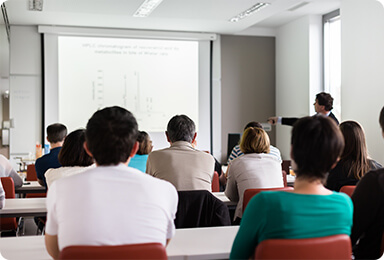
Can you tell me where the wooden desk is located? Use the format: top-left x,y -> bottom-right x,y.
0,226 -> 239,260
212,192 -> 237,206
0,198 -> 46,218
15,181 -> 46,195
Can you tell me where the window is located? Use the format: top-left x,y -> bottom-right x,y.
323,10 -> 341,120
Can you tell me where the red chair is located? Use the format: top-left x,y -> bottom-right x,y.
26,164 -> 46,198
211,171 -> 220,192
281,160 -> 291,176
339,185 -> 356,197
254,234 -> 352,259
243,187 -> 294,214
0,177 -> 18,232
26,164 -> 38,181
59,243 -> 167,259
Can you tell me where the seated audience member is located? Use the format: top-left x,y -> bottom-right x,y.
227,121 -> 281,164
351,106 -> 384,259
35,123 -> 67,188
128,131 -> 153,172
45,129 -> 95,188
0,181 -> 4,209
326,121 -> 381,191
0,154 -> 22,188
268,92 -> 339,126
225,127 -> 283,222
146,115 -> 215,191
230,115 -> 353,260
45,106 -> 178,259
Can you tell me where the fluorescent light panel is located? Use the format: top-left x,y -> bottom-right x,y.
229,2 -> 270,22
133,0 -> 164,18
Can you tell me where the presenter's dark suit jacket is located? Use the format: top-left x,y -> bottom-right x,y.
281,112 -> 339,126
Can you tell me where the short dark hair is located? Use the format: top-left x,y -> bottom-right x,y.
380,106 -> 384,130
316,92 -> 334,111
59,129 -> 94,167
137,131 -> 152,155
166,115 -> 195,143
291,115 -> 344,183
244,121 -> 263,131
85,106 -> 138,166
47,123 -> 67,143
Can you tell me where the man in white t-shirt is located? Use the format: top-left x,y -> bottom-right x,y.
45,106 -> 178,259
0,154 -> 23,188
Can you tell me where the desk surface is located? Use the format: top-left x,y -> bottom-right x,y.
0,194 -> 233,218
0,226 -> 239,260
212,192 -> 237,206
15,181 -> 46,194
0,198 -> 47,218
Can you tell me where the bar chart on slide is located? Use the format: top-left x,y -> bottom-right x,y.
58,36 -> 199,132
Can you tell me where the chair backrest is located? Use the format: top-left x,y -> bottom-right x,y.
0,177 -> 15,199
60,243 -> 167,259
243,187 -> 294,214
175,190 -> 231,228
254,234 -> 352,259
339,185 -> 356,197
0,177 -> 18,231
211,171 -> 220,192
25,163 -> 47,198
281,160 -> 291,175
26,164 -> 38,181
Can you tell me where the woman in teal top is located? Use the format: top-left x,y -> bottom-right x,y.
128,131 -> 153,172
230,115 -> 354,260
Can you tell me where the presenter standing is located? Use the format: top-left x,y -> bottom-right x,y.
268,92 -> 339,126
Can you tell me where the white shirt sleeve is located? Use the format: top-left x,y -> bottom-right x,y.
166,184 -> 178,240
9,170 -> 23,188
45,182 -> 59,235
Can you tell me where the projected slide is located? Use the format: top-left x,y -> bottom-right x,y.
58,36 -> 199,132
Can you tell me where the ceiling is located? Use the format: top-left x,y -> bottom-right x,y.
3,0 -> 340,35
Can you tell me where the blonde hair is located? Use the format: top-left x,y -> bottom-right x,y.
240,127 -> 270,154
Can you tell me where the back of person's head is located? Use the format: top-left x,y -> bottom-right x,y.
166,115 -> 195,143
59,129 -> 94,167
47,123 -> 67,143
339,121 -> 369,179
136,131 -> 152,155
85,106 -> 138,166
316,92 -> 334,111
243,121 -> 263,131
380,106 -> 384,131
291,115 -> 344,182
240,127 -> 270,154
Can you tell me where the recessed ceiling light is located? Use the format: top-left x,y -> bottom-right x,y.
229,2 -> 270,22
133,0 -> 164,18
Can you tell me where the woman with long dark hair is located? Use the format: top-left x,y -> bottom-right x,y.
326,121 -> 381,191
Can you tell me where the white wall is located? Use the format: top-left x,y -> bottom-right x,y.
9,26 -> 42,162
275,15 -> 323,160
341,0 -> 384,165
